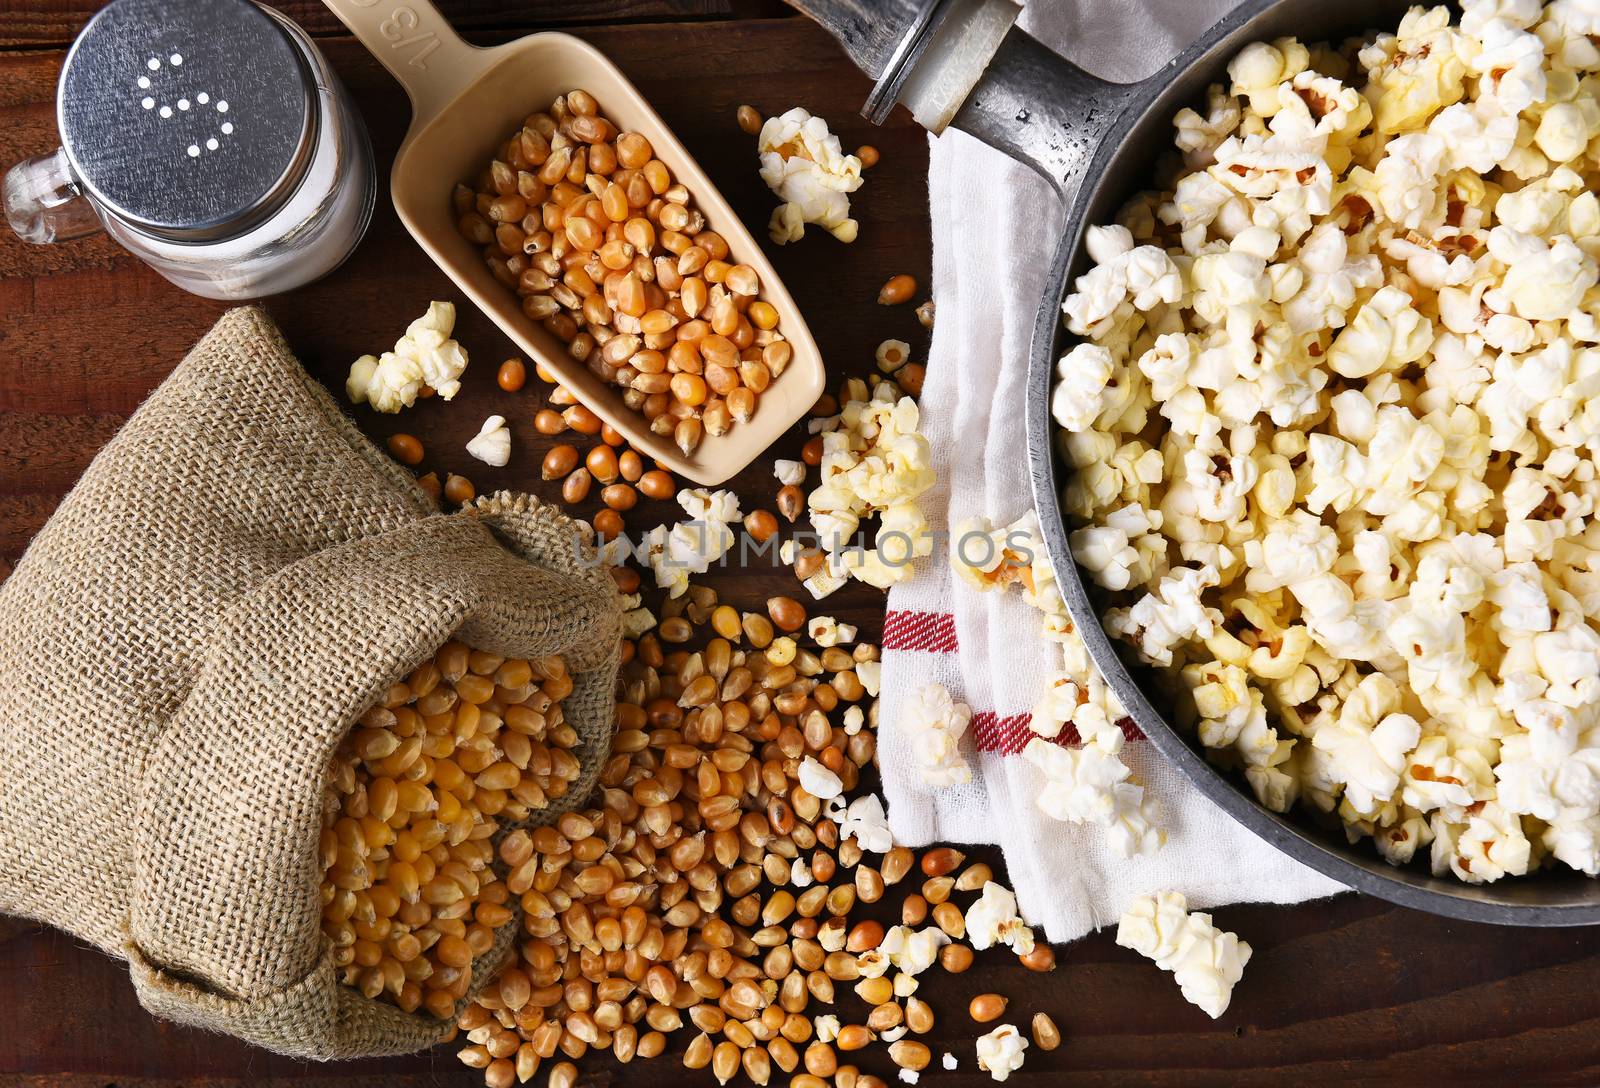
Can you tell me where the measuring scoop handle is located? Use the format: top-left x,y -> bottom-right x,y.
320,0 -> 479,126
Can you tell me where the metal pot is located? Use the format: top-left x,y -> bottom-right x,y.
791,0 -> 1600,925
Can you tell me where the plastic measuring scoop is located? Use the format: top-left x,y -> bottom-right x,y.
323,0 -> 826,485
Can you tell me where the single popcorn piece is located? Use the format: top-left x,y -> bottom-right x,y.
819,920 -> 846,952
1115,890 -> 1194,966
620,606 -> 656,640
758,107 -> 863,244
641,488 -> 744,598
1051,343 -> 1118,431
1061,233 -> 1183,338
464,414 -> 510,467
345,354 -> 378,404
942,1053 -> 958,1070
875,338 -> 912,373
1106,565 -> 1223,667
856,947 -> 890,979
348,352 -> 423,414
803,557 -> 851,601
789,856 -> 815,888
903,683 -> 973,787
879,924 -> 950,976
773,459 -> 807,487
1312,678 -> 1427,816
814,1014 -> 841,1044
348,301 -> 469,413
842,704 -> 866,735
963,881 -> 1036,956
1023,734 -> 1164,857
975,1024 -> 1029,1082
797,756 -> 844,800
856,659 -> 882,697
1433,801 -> 1534,882
397,301 -> 469,400
840,793 -> 894,853
1116,891 -> 1252,1018
807,615 -> 857,647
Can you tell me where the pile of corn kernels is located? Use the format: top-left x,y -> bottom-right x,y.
1054,1 -> 1600,882
319,645 -> 576,1019
457,91 -> 793,457
449,583 -> 1061,1087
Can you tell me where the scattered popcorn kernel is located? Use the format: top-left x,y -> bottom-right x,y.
347,301 -> 468,413
975,1024 -> 1029,1082
641,489 -> 743,598
758,107 -> 863,243
876,338 -> 912,373
904,683 -> 973,788
1116,891 -> 1252,1018
464,414 -> 511,467
774,458 -> 808,487
963,881 -> 1036,956
808,615 -> 857,646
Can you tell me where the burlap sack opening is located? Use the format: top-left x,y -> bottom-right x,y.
0,308 -> 621,1060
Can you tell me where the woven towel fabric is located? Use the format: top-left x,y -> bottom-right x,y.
0,306 -> 621,1059
877,0 -> 1347,943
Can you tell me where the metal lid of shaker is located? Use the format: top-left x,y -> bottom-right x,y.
57,0 -> 316,242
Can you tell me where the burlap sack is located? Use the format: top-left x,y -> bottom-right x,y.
0,306 -> 621,1059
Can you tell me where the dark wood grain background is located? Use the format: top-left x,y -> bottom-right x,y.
4,2 -> 1600,1086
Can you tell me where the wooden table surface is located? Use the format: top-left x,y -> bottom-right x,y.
4,2 -> 1600,1086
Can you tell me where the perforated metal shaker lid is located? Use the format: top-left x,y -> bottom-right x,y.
58,0 -> 316,241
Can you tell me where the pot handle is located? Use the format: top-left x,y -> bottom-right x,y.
319,0 -> 480,127
788,0 -> 1141,197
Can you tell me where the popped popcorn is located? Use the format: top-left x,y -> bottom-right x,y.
641,489 -> 743,598
875,338 -> 912,373
1115,890 -> 1252,1018
840,793 -> 894,853
1054,4 -> 1600,883
903,683 -> 973,788
974,1024 -> 1029,1082
963,881 -> 1037,956
464,414 -> 510,467
620,605 -> 657,640
807,615 -> 857,647
347,301 -> 468,413
955,500 -> 1169,855
798,756 -> 844,800
857,658 -> 882,697
773,459 -> 807,488
757,107 -> 863,244
877,924 -> 950,976
807,380 -> 936,590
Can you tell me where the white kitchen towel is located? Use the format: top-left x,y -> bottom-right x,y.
878,0 -> 1347,943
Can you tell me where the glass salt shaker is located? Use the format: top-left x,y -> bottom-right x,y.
2,0 -> 375,300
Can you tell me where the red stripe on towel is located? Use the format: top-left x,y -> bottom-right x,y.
969,713 -> 1145,754
883,608 -> 1145,753
883,609 -> 959,653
